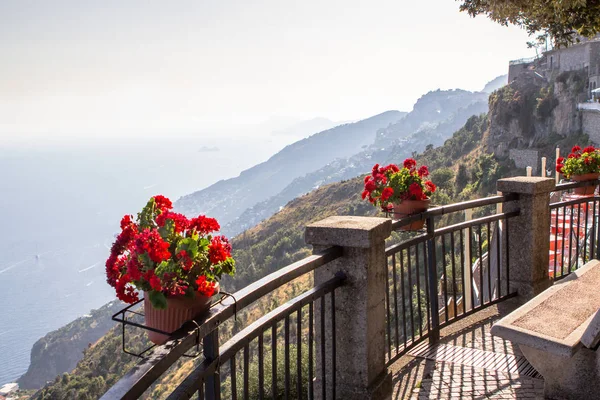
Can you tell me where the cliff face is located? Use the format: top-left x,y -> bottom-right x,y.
485,71 -> 585,157
17,301 -> 122,389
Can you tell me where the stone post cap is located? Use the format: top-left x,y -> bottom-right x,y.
305,216 -> 392,248
497,176 -> 555,195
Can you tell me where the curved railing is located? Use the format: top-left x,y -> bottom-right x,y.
549,180 -> 600,280
101,246 -> 344,400
384,194 -> 520,365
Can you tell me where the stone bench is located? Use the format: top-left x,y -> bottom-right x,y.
491,260 -> 600,400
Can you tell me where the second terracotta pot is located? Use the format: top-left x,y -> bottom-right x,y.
571,173 -> 600,195
392,199 -> 430,231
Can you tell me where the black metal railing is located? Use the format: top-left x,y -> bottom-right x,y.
384,194 -> 519,365
549,180 -> 600,280
101,247 -> 344,400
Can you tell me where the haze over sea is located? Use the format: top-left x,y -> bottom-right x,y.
0,133 -> 295,385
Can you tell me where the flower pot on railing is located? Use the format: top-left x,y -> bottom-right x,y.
144,284 -> 219,345
104,195 -> 235,349
556,145 -> 600,196
392,199 -> 430,231
362,159 -> 437,231
571,173 -> 599,195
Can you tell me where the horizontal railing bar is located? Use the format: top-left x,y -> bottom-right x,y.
167,275 -> 346,400
550,195 -> 600,209
434,211 -> 520,236
555,180 -> 600,191
391,194 -> 519,230
100,246 -> 343,400
385,233 -> 429,256
385,211 -> 519,255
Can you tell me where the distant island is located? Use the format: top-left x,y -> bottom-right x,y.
198,146 -> 219,152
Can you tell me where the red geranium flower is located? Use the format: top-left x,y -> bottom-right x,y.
144,270 -> 162,291
418,165 -> 429,177
196,275 -> 216,297
381,187 -> 394,201
116,274 -> 139,304
189,215 -> 220,235
153,195 -> 173,211
572,146 -> 582,153
361,189 -> 369,200
425,181 -> 436,193
409,182 -> 423,199
584,146 -> 596,154
208,236 -> 232,264
156,211 -> 189,233
365,179 -> 377,192
403,158 -> 417,170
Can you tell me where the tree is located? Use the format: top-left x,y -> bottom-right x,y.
458,0 -> 600,47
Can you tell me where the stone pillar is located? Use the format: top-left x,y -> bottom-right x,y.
305,216 -> 392,400
497,177 -> 555,299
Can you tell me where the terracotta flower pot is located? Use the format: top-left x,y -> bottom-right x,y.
392,199 -> 430,231
571,173 -> 600,195
144,284 -> 219,345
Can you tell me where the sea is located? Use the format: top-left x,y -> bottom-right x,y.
0,134 -> 294,385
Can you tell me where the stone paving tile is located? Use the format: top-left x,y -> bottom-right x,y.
395,362 -> 544,399
392,304 -> 544,400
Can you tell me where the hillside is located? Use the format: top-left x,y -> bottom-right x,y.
220,88 -> 490,237
18,301 -> 123,390
174,110 -> 405,227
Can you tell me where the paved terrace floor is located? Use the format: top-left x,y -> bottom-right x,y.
390,298 -> 545,399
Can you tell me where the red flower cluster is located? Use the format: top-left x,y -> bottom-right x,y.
362,159 -> 437,210
153,195 -> 173,211
196,275 -> 217,297
105,195 -> 235,307
156,211 -> 189,233
209,236 -> 232,264
556,145 -> 598,175
189,215 -> 220,235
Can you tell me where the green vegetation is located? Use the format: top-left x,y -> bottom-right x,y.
458,0 -> 600,47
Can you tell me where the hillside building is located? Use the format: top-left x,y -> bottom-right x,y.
508,34 -> 600,98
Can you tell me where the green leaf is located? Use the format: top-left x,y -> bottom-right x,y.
139,198 -> 157,230
176,237 -> 199,257
158,218 -> 175,240
148,291 -> 168,310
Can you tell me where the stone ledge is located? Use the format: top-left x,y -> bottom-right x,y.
497,176 -> 555,195
305,216 -> 392,249
491,260 -> 600,357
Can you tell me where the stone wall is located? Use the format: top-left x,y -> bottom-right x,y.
509,149 -> 540,174
582,109 -> 600,145
553,44 -> 589,72
508,62 -> 535,82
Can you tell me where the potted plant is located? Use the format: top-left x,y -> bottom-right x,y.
105,195 -> 235,344
556,145 -> 600,195
362,159 -> 436,230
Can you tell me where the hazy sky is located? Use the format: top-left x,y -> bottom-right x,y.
0,0 -> 537,142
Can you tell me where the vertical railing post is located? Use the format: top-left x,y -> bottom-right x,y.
203,328 -> 220,400
305,216 -> 392,400
463,209 -> 473,311
426,217 -> 440,344
497,176 -> 555,299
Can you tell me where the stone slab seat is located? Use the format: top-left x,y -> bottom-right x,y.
491,260 -> 600,400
